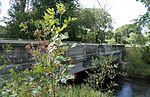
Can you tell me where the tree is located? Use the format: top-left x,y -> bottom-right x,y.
5,0 -> 80,39
135,0 -> 150,43
30,0 -> 80,20
136,0 -> 150,26
70,8 -> 113,43
136,0 -> 150,36
4,0 -> 30,39
128,33 -> 139,44
115,23 -> 141,44
0,25 -> 6,38
0,4 -> 77,96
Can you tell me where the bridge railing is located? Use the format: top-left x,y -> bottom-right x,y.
0,40 -> 125,74
65,43 -> 124,74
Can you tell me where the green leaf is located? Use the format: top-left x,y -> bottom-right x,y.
65,74 -> 75,80
49,20 -> 56,27
33,64 -> 44,73
60,33 -> 68,40
68,64 -> 75,68
56,3 -> 66,14
71,43 -> 77,48
10,93 -> 17,97
32,88 -> 39,95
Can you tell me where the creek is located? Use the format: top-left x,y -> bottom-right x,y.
115,78 -> 150,97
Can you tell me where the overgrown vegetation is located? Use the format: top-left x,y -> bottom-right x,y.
125,45 -> 150,77
0,44 -> 13,65
1,0 -> 150,96
0,25 -> 6,38
0,3 -> 76,96
1,0 -> 114,44
57,84 -> 114,97
86,56 -> 118,91
0,4 -> 115,97
4,0 -> 80,39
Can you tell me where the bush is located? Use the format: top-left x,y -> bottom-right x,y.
0,4 -> 115,97
125,46 -> 150,77
85,56 -> 118,93
141,45 -> 150,64
82,31 -> 97,43
0,3 -> 76,97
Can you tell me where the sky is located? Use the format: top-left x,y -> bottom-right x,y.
0,0 -> 10,25
0,0 -> 147,29
79,0 -> 147,29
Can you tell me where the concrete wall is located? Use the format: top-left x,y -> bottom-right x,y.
0,40 -> 125,74
0,40 -> 38,64
66,43 -> 124,73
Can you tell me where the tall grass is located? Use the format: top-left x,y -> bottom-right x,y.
58,84 -> 114,97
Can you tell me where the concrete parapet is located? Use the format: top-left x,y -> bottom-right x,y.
0,39 -> 125,74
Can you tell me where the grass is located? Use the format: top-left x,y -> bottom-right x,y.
57,84 -> 114,97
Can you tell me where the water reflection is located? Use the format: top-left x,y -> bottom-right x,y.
117,83 -> 132,97
116,78 -> 150,97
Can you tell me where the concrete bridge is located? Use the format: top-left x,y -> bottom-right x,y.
66,43 -> 124,74
0,39 -> 125,75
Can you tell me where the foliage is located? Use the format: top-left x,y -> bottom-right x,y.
136,0 -> 150,27
78,8 -> 113,43
135,0 -> 150,47
125,46 -> 150,77
82,31 -> 97,43
0,4 -> 116,97
128,33 -> 139,44
141,44 -> 150,64
126,47 -> 144,66
3,0 -> 114,42
0,4 -> 76,97
0,25 -> 7,38
0,78 -> 113,97
4,0 -> 30,39
4,0 -> 80,39
85,56 -> 118,92
0,4 -> 115,96
67,8 -> 113,43
30,0 -> 80,19
115,23 -> 141,44
136,0 -> 150,8
0,44 -> 13,65
81,8 -> 113,32
58,84 -> 114,97
107,37 -> 116,44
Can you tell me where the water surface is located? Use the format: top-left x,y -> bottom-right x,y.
116,78 -> 150,97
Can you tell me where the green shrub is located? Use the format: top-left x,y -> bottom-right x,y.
85,56 -> 118,92
125,46 -> 150,77
0,4 -> 115,97
82,31 -> 97,43
0,3 -> 76,97
0,44 -> 13,65
141,45 -> 150,64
